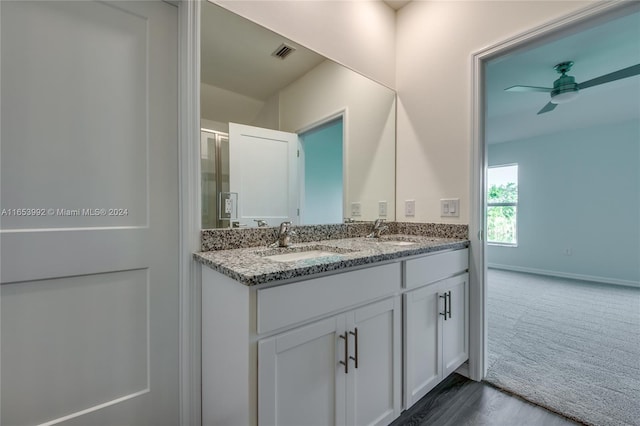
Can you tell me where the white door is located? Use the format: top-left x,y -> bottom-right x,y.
1,1 -> 179,425
348,297 -> 401,426
229,123 -> 299,227
403,285 -> 442,408
258,316 -> 347,426
442,274 -> 470,377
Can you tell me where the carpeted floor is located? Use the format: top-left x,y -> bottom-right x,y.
486,269 -> 640,426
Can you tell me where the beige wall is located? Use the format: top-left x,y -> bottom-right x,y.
200,83 -> 265,127
395,1 -> 596,224
279,60 -> 396,221
214,0 -> 397,89
212,0 -> 598,225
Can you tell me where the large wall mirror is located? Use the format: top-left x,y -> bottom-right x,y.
200,1 -> 396,228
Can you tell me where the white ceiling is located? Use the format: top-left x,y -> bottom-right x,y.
486,6 -> 640,144
201,1 -> 325,101
382,0 -> 412,11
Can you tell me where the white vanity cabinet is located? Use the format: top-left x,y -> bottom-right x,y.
402,250 -> 469,408
258,295 -> 401,426
200,245 -> 468,426
201,261 -> 402,426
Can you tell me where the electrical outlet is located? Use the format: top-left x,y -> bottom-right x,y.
378,201 -> 387,217
441,198 -> 460,217
351,202 -> 361,217
224,198 -> 233,214
405,200 -> 415,217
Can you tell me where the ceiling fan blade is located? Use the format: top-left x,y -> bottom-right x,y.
505,85 -> 552,93
578,63 -> 640,90
537,101 -> 557,115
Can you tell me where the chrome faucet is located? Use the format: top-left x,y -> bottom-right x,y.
270,221 -> 296,247
366,218 -> 388,238
254,219 -> 268,227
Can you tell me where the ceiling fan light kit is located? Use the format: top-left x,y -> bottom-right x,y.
551,90 -> 579,104
504,60 -> 640,114
550,62 -> 579,104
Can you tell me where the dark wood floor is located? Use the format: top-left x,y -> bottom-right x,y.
391,374 -> 582,426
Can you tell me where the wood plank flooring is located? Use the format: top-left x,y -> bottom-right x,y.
390,373 -> 582,426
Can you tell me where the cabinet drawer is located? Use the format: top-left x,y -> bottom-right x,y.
257,263 -> 401,334
404,249 -> 468,289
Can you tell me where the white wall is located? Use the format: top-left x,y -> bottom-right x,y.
252,93 -> 280,130
209,0 -> 601,225
201,83 -> 266,127
279,60 -> 396,221
213,0 -> 396,89
201,118 -> 227,134
488,120 -> 640,286
395,0 -> 596,224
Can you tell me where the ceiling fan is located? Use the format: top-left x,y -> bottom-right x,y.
505,61 -> 640,115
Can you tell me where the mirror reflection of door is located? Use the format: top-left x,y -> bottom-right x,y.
298,117 -> 344,225
228,123 -> 299,227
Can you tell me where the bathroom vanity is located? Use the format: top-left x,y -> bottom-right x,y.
196,232 -> 469,426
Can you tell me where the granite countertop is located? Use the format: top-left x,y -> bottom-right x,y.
194,234 -> 469,286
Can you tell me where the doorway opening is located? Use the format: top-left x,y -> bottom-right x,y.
298,117 -> 344,225
472,2 -> 640,425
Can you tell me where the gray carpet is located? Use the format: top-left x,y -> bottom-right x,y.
486,269 -> 640,426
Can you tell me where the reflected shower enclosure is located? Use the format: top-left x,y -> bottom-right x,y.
201,129 -> 229,229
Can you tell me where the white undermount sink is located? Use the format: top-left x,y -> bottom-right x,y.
263,250 -> 344,262
258,245 -> 352,263
381,240 -> 417,246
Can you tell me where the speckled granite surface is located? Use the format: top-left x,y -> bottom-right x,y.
393,222 -> 468,239
201,223 -> 371,251
194,234 -> 469,286
201,222 -> 468,251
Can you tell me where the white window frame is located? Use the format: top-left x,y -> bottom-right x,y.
487,163 -> 518,247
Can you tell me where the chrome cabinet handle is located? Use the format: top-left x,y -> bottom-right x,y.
349,328 -> 359,369
339,332 -> 349,374
447,291 -> 452,319
439,293 -> 447,321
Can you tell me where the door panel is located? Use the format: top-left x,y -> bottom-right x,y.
0,0 -> 148,232
349,297 -> 401,426
403,286 -> 442,407
258,316 -> 346,426
229,123 -> 298,226
1,271 -> 149,426
442,274 -> 470,377
0,1 -> 179,424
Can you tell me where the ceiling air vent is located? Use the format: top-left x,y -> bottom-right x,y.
271,43 -> 296,60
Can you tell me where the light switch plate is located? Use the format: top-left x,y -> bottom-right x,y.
378,201 -> 387,217
441,198 -> 459,217
351,202 -> 362,217
405,200 -> 415,217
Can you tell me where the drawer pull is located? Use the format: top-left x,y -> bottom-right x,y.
349,328 -> 359,369
339,332 -> 349,374
439,294 -> 447,321
447,291 -> 452,319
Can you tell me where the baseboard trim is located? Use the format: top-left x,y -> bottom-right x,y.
488,263 -> 640,288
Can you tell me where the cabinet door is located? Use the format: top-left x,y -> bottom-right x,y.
441,273 -> 469,377
258,315 -> 347,426
403,285 -> 442,408
347,296 -> 401,426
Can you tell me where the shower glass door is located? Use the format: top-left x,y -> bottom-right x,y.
201,129 -> 230,228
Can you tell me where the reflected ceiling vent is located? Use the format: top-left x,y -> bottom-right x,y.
271,43 -> 296,60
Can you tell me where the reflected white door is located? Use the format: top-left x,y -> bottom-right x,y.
229,123 -> 299,227
1,1 -> 179,425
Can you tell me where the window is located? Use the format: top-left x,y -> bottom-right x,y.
487,164 -> 518,245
